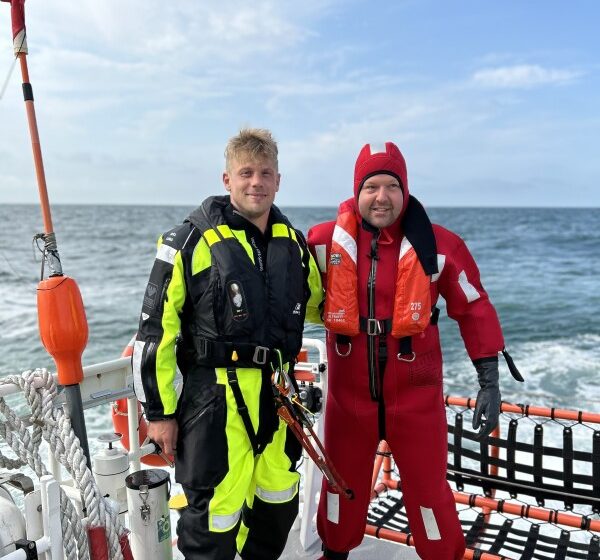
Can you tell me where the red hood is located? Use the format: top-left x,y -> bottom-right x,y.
353,141 -> 410,220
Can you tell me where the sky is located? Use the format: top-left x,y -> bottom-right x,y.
0,0 -> 599,207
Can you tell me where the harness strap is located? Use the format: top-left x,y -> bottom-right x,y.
197,339 -> 288,368
335,334 -> 351,345
359,316 -> 392,335
398,337 -> 412,357
430,305 -> 440,325
336,306 -> 440,355
226,367 -> 261,456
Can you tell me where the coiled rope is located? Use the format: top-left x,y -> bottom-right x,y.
0,368 -> 125,560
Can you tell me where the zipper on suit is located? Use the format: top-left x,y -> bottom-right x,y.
367,233 -> 379,401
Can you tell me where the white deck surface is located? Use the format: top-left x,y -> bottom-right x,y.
170,522 -> 421,559
276,527 -> 421,559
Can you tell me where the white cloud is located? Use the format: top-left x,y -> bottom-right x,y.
30,0 -> 321,60
472,64 -> 582,89
1,2 -> 598,207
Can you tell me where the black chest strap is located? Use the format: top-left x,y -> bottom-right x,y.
335,306 -> 440,361
196,338 -> 286,368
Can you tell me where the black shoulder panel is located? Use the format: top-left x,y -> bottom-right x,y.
187,196 -> 229,233
402,195 -> 438,275
161,221 -> 196,251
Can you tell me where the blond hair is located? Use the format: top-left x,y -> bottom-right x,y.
225,128 -> 279,172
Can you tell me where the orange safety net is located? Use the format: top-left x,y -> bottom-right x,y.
366,398 -> 600,559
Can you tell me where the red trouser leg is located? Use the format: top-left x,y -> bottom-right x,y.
386,382 -> 465,560
316,394 -> 380,554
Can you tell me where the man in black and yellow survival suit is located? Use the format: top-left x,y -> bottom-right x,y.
132,128 -> 323,560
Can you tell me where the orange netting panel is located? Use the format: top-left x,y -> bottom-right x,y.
366,398 -> 600,559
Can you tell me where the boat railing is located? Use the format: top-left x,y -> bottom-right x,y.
0,337 -> 329,559
10,339 -> 599,559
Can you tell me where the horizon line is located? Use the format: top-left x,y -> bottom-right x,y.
0,202 -> 598,210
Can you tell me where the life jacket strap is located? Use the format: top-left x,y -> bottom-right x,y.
334,334 -> 352,357
430,305 -> 440,325
334,307 -> 440,359
196,338 -> 289,368
359,316 -> 392,336
226,367 -> 263,456
396,337 -> 415,362
358,307 -> 439,336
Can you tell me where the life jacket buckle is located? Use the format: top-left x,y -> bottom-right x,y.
367,318 -> 382,336
397,351 -> 416,363
335,342 -> 352,357
253,346 -> 269,365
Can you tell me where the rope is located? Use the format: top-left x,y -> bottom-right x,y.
0,368 -> 126,560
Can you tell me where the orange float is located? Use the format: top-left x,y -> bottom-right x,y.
37,275 -> 88,386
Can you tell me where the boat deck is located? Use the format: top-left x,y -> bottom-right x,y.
277,528 -> 421,559
168,511 -> 421,559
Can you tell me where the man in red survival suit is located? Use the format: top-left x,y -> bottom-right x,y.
307,142 -> 523,560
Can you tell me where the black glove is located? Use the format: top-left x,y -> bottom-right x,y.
472,356 -> 501,440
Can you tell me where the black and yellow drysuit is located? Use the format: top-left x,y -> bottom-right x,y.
132,195 -> 323,560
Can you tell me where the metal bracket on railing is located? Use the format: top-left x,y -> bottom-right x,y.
15,540 -> 38,560
0,472 -> 34,494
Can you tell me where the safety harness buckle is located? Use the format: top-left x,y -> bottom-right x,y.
253,346 -> 269,365
367,318 -> 382,336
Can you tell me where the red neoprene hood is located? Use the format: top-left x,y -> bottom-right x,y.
353,142 -> 409,201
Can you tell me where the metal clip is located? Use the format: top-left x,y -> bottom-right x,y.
253,346 -> 269,365
139,484 -> 151,525
366,318 -> 381,336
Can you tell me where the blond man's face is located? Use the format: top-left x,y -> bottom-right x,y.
223,156 -> 280,223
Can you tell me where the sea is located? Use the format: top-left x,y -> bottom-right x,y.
0,204 -> 599,418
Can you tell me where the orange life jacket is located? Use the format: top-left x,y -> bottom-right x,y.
324,201 -> 431,338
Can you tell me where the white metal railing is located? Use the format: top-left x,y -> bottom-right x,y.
0,337 -> 328,555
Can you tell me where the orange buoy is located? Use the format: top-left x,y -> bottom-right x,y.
37,275 -> 88,386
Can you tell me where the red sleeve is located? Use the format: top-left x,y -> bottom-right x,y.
435,225 -> 504,360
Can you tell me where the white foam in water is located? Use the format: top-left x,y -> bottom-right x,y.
508,334 -> 600,410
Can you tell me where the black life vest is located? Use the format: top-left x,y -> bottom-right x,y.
185,196 -> 307,364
